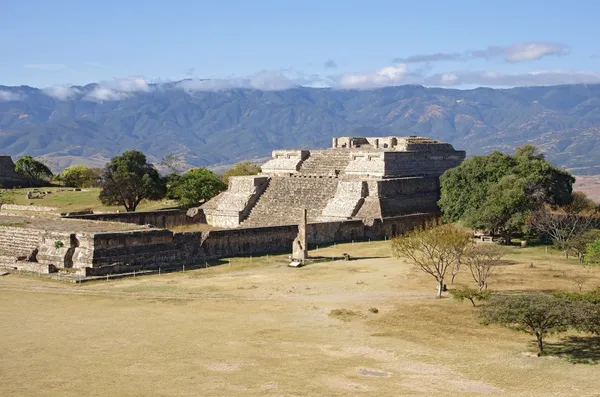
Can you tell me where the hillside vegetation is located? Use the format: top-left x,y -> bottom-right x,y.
1,83 -> 600,173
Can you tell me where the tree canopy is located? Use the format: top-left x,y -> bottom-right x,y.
14,156 -> 53,185
480,294 -> 572,356
58,165 -> 102,188
222,161 -> 262,185
391,221 -> 472,298
439,145 -> 575,242
167,168 -> 226,207
99,151 -> 165,212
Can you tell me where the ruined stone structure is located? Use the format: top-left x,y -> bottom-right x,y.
0,155 -> 28,188
0,136 -> 465,280
203,136 -> 465,228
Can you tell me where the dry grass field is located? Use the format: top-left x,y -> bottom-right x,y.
574,174 -> 600,203
1,241 -> 599,397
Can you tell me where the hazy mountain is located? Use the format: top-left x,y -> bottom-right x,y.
1,83 -> 600,174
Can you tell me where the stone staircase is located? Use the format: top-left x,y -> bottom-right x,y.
298,150 -> 351,176
0,227 -> 44,255
241,177 -> 339,227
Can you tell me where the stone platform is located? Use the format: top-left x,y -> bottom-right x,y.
202,136 -> 465,228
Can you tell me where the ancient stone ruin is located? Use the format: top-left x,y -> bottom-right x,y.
202,136 -> 465,228
0,136 -> 465,280
0,155 -> 28,188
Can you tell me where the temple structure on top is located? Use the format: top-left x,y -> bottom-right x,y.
202,136 -> 466,228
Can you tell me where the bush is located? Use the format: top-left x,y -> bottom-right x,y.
450,286 -> 491,307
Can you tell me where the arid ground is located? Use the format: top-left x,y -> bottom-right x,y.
574,174 -> 600,203
1,241 -> 599,397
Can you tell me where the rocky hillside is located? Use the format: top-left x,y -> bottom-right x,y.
1,83 -> 599,174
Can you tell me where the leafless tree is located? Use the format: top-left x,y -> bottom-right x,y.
463,244 -> 505,290
529,207 -> 600,259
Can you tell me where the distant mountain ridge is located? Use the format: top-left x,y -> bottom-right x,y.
1,83 -> 600,174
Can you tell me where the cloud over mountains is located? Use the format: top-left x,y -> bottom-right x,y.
12,40 -> 598,98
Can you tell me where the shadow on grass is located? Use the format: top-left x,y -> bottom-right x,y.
544,336 -> 600,364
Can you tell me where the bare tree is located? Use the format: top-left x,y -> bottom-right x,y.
392,221 -> 472,298
570,271 -> 591,292
463,244 -> 505,290
529,207 -> 599,258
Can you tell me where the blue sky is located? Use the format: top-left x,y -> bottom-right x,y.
2,0 -> 600,91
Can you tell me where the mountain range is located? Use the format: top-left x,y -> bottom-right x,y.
1,82 -> 600,175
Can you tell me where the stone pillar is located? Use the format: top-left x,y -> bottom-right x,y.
332,137 -> 338,148
292,208 -> 308,261
374,138 -> 379,148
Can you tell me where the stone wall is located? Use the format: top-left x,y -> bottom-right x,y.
0,213 -> 433,277
0,156 -> 28,188
3,204 -> 58,212
261,150 -> 309,174
0,226 -> 45,255
65,209 -> 205,228
203,176 -> 269,228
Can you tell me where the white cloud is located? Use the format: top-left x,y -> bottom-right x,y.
176,70 -> 321,92
0,90 -> 23,101
42,85 -> 81,100
424,70 -> 600,87
336,65 -> 409,89
395,41 -> 569,64
23,63 -> 67,70
84,76 -> 151,101
473,41 -> 569,63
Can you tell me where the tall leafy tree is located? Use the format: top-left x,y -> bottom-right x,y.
439,145 -> 575,243
14,156 -> 53,186
58,165 -> 102,188
99,151 -> 165,212
168,168 -> 226,207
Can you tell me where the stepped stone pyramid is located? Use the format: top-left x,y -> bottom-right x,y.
202,136 -> 466,228
0,155 -> 28,188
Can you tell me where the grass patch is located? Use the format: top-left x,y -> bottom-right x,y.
10,187 -> 176,212
329,308 -> 363,321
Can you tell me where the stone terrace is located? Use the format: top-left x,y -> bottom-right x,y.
241,176 -> 339,227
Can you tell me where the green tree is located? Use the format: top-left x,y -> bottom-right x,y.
439,145 -> 575,243
168,168 -> 226,207
391,221 -> 472,298
222,161 -> 262,185
0,186 -> 16,211
14,156 -> 53,186
450,285 -> 491,307
585,238 -> 600,266
570,229 -> 600,263
99,151 -> 165,212
58,165 -> 102,188
480,294 -> 573,356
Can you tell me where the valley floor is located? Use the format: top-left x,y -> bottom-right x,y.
1,241 -> 599,397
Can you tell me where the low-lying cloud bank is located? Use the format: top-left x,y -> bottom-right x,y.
8,65 -> 600,102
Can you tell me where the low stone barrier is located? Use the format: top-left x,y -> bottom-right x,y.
3,204 -> 58,212
64,209 -> 205,229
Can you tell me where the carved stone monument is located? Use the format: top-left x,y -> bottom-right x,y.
291,208 -> 308,264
